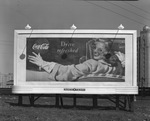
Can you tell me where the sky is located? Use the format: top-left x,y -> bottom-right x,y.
0,0 -> 150,74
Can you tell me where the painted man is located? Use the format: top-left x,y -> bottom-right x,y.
28,38 -> 125,81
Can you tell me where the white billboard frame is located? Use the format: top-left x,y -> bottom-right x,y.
13,29 -> 138,94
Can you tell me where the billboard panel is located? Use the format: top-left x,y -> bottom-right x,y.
13,30 -> 138,94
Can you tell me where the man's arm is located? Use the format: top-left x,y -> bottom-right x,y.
28,52 -> 56,73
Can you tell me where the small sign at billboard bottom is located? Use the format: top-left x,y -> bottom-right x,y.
12,86 -> 138,94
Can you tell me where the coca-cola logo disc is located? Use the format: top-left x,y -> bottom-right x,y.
32,39 -> 49,54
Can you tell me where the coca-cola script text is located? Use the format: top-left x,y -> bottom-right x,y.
32,43 -> 49,50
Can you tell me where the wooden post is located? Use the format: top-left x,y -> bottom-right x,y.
124,96 -> 127,109
55,94 -> 59,108
60,95 -> 63,107
30,94 -> 34,106
129,95 -> 134,112
18,95 -> 22,106
116,95 -> 120,110
73,94 -> 76,108
93,95 -> 97,108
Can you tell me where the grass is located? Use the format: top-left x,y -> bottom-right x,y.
1,94 -> 150,121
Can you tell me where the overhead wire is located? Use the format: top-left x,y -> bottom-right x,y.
84,0 -> 146,26
124,1 -> 150,15
105,1 -> 150,22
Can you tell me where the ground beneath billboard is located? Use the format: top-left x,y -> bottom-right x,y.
0,95 -> 150,121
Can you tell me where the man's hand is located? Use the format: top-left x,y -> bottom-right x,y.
28,52 -> 56,73
114,51 -> 125,67
28,52 -> 44,67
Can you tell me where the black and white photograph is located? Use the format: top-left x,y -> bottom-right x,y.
1,0 -> 150,121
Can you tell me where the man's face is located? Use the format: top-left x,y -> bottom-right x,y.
92,41 -> 108,60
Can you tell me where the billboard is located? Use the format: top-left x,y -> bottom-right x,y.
13,30 -> 138,94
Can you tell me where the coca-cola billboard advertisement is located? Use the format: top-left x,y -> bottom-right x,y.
13,30 -> 138,94
26,37 -> 126,82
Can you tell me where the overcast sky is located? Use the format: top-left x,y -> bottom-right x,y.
0,0 -> 150,74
